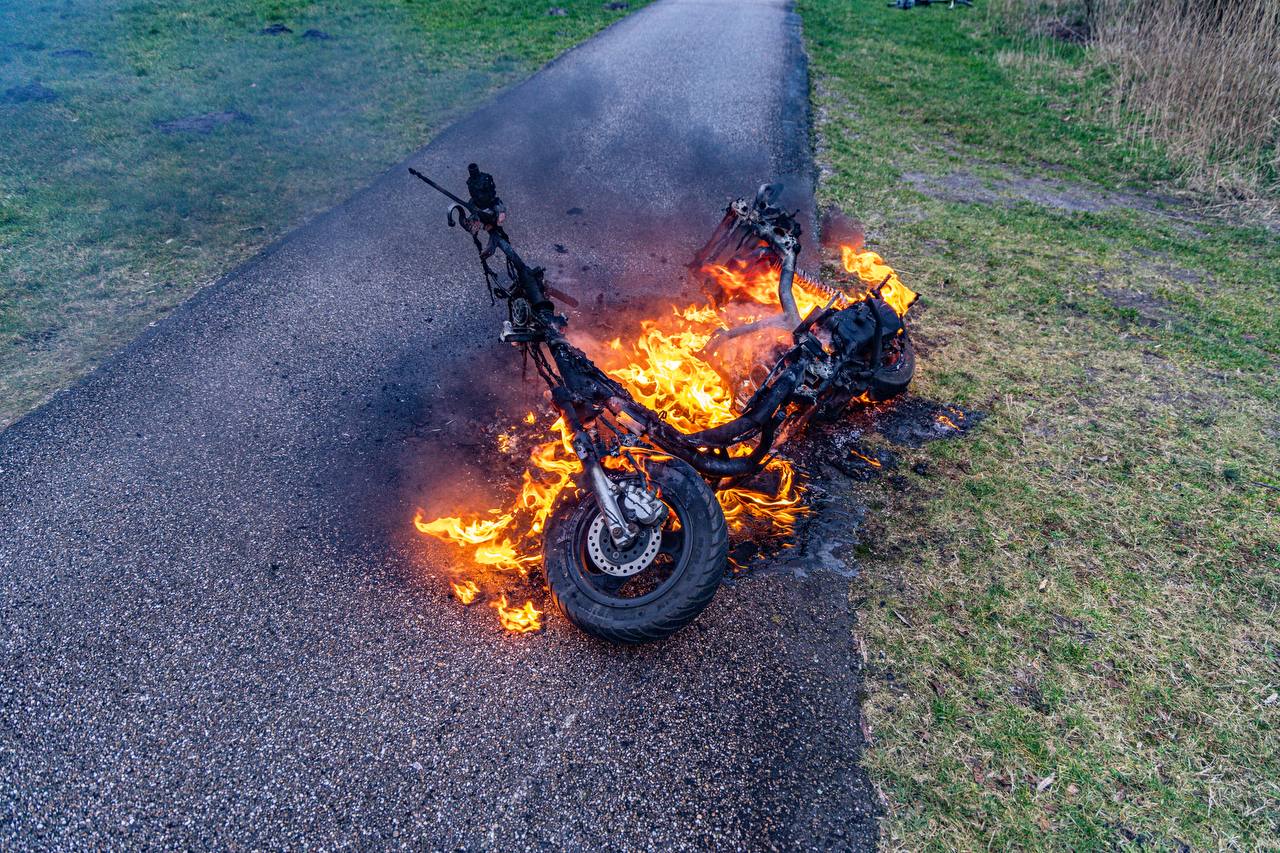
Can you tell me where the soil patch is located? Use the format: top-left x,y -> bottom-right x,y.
1101,286 -> 1179,328
2,82 -> 58,104
904,170 -> 1194,220
1041,19 -> 1088,43
154,110 -> 252,134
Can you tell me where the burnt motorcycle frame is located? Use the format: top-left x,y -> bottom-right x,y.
409,165 -> 914,554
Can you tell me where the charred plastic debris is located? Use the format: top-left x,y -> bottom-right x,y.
725,398 -> 985,578
813,395 -> 984,483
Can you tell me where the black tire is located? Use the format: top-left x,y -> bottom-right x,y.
543,458 -> 728,644
869,331 -> 915,402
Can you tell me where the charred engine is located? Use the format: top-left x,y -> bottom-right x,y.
810,291 -> 911,416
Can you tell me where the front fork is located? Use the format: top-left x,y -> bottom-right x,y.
552,388 -> 637,548
577,436 -> 636,547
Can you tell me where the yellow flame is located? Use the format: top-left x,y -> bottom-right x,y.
492,596 -> 543,633
413,510 -> 512,544
452,580 -> 480,604
717,460 -> 807,533
412,242 -> 913,633
841,246 -> 917,317
609,319 -> 737,431
936,414 -> 960,431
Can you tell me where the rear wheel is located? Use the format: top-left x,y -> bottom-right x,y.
543,459 -> 727,644
869,330 -> 915,402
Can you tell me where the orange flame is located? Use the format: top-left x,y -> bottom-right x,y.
413,242 -> 914,633
840,246 -> 917,317
705,262 -> 836,319
609,310 -> 738,432
703,244 -> 916,321
936,414 -> 961,431
452,580 -> 480,604
718,461 -> 806,532
492,596 -> 543,633
413,510 -> 512,544
849,448 -> 883,469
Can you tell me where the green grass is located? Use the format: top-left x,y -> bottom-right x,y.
800,0 -> 1280,848
0,0 -> 645,428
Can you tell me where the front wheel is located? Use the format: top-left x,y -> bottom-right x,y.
543,458 -> 727,644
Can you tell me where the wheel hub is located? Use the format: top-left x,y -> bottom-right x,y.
586,515 -> 661,577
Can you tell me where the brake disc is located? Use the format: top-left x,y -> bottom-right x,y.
586,515 -> 662,577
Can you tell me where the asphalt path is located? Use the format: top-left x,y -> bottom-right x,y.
0,1 -> 879,848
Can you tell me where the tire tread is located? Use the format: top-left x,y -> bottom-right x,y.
543,460 -> 727,644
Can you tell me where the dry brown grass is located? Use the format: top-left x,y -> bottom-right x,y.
1096,0 -> 1280,200
987,0 -> 1280,207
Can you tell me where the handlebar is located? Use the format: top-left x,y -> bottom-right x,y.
409,165 -> 559,316
408,167 -> 500,227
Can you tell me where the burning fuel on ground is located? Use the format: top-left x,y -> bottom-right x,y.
412,237 -> 918,633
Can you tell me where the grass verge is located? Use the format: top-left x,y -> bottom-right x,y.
799,0 -> 1279,847
0,0 -> 645,428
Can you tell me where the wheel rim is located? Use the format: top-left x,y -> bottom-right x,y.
570,482 -> 692,608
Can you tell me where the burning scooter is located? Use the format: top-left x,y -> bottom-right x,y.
410,164 -> 916,643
